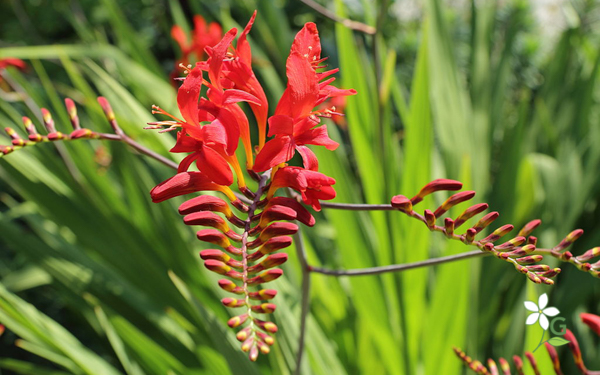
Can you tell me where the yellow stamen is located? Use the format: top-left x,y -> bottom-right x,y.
225,153 -> 247,189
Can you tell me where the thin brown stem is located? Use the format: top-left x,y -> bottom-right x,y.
293,227 -> 311,375
309,250 -> 488,276
298,0 -> 376,34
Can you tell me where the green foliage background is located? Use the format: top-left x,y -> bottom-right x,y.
0,0 -> 599,374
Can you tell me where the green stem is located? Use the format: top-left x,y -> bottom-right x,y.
532,329 -> 547,353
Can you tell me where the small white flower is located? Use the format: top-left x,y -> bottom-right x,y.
524,293 -> 560,330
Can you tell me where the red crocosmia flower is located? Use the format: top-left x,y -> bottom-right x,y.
171,125 -> 233,186
196,19 -> 266,167
219,11 -> 269,151
253,23 -> 356,172
0,58 -> 26,70
153,65 -> 254,186
268,167 -> 336,211
150,171 -> 236,203
170,15 -> 223,82
581,313 -> 600,336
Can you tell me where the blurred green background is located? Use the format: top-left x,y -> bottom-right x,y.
1,0 -> 599,374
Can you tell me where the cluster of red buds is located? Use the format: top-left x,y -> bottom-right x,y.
169,15 -> 223,83
1,98 -> 102,157
454,313 -> 600,375
148,12 -> 355,361
391,179 -> 600,284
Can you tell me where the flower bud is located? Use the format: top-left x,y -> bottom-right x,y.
481,224 -> 514,244
515,255 -> 543,264
197,229 -> 231,248
495,236 -> 526,250
40,108 -> 57,133
472,212 -> 499,233
241,337 -> 254,352
391,195 -> 412,213
575,247 -> 600,262
424,209 -> 436,229
236,326 -> 252,342
248,253 -> 288,274
256,331 -> 275,346
518,219 -> 541,237
463,228 -> 477,244
581,313 -> 600,336
454,203 -> 488,228
247,269 -> 283,285
251,303 -> 277,314
554,229 -> 584,251
65,98 -> 81,130
249,289 -> 278,300
248,236 -> 293,261
203,260 -> 242,279
218,279 -> 243,294
444,218 -> 454,238
433,191 -> 475,218
253,318 -> 278,333
97,97 -> 115,122
248,345 -> 259,362
410,179 -> 462,205
266,197 -> 315,227
185,211 -> 230,233
222,298 -> 247,308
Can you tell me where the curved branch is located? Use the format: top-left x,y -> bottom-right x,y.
309,250 -> 488,276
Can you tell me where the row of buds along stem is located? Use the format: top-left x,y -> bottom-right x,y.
0,98 -> 105,157
391,179 -> 600,284
455,313 -> 600,375
150,176 -> 316,360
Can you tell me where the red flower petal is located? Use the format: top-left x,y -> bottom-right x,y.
253,136 -> 295,172
581,313 -> 600,336
170,131 -> 201,153
207,28 -> 237,91
267,115 -> 294,137
290,22 -> 321,62
171,25 -> 190,52
195,146 -> 233,186
237,11 -> 257,66
177,66 -> 204,125
221,89 -> 261,106
178,152 -> 199,173
275,51 -> 319,119
296,145 -> 319,171
295,125 -> 339,150
150,171 -> 220,203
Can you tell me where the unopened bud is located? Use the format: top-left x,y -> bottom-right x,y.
444,218 -> 454,238
576,247 -> 600,262
481,224 -> 514,244
251,303 -> 277,314
424,209 -> 436,229
434,191 -> 475,218
248,253 -> 288,274
391,195 -> 412,213
97,97 -> 115,122
249,289 -> 278,300
247,269 -> 283,285
515,255 -> 543,265
518,219 -> 541,237
410,179 -> 463,205
454,203 -> 488,228
554,229 -> 584,251
217,279 -> 243,294
472,212 -> 499,233
222,298 -> 247,308
253,318 -> 278,333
